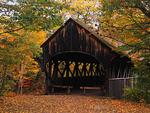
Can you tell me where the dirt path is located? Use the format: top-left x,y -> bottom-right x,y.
0,95 -> 150,113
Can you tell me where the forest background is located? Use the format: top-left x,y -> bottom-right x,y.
0,0 -> 149,103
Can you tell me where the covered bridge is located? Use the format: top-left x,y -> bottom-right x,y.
40,18 -> 133,98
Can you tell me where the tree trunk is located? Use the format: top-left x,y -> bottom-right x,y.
0,65 -> 7,95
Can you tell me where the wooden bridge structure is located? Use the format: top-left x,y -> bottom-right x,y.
39,18 -> 133,97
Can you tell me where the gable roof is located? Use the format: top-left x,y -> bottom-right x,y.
41,18 -> 116,50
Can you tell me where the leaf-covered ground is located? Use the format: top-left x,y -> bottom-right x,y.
0,95 -> 150,113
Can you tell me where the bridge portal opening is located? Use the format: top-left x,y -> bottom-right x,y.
47,52 -> 106,94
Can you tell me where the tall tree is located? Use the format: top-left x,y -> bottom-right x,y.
58,0 -> 101,26
102,0 -> 150,103
0,0 -> 63,95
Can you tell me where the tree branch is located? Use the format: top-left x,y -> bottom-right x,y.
0,27 -> 24,35
104,35 -> 150,51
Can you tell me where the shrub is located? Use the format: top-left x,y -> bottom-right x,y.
123,88 -> 143,102
124,87 -> 150,104
0,79 -> 16,96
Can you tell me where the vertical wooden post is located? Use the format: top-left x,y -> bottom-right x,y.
53,60 -> 58,81
83,87 -> 86,94
75,62 -> 78,77
51,87 -> 54,93
104,63 -> 110,96
67,86 -> 71,94
45,60 -> 52,95
45,67 -> 49,95
83,63 -> 86,77
49,61 -> 52,93
66,61 -> 70,78
42,45 -> 51,95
